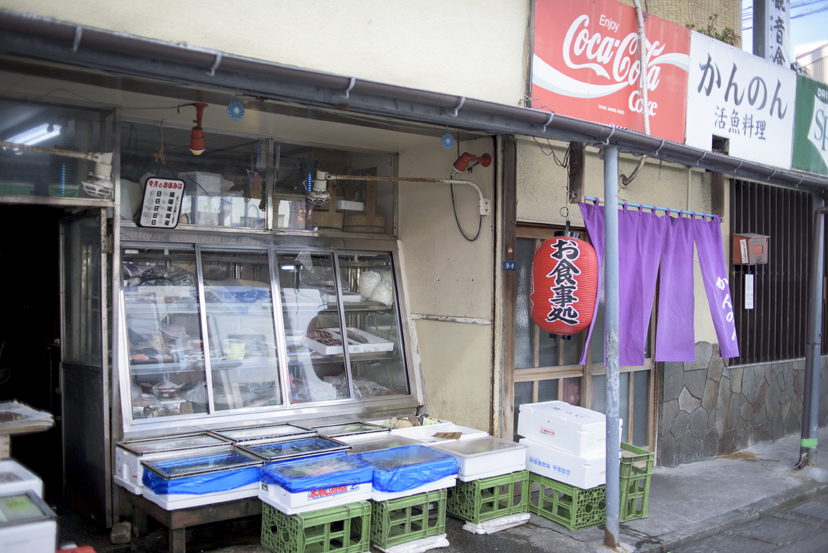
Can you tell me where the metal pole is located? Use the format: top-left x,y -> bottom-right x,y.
752,0 -> 768,58
603,145 -> 621,547
798,197 -> 827,468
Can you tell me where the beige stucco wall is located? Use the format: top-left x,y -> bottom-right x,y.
397,137 -> 495,429
0,0 -> 530,106
515,137 -> 725,352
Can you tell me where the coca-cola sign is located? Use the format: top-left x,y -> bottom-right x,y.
532,0 -> 691,143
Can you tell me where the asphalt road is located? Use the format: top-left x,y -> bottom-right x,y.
670,492 -> 828,553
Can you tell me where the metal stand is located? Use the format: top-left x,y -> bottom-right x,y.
122,491 -> 262,553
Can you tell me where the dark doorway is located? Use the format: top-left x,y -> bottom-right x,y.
0,205 -> 65,500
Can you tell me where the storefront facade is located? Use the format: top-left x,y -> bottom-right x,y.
1,0 -> 827,531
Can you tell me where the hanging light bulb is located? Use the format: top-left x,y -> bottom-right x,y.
189,103 -> 208,155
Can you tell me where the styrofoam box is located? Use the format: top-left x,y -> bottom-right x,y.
142,482 -> 259,510
259,481 -> 372,515
114,445 -> 231,496
391,424 -> 487,445
0,459 -> 43,498
432,436 -> 527,482
303,328 -> 394,356
370,474 -> 456,502
335,199 -> 364,212
520,438 -> 606,489
0,519 -> 56,553
518,401 -> 613,457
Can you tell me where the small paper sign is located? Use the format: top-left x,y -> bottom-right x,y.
139,178 -> 185,228
434,432 -> 462,440
745,274 -> 754,310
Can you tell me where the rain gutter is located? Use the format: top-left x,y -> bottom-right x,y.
0,10 -> 826,191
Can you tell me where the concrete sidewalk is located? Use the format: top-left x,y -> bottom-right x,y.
59,427 -> 828,553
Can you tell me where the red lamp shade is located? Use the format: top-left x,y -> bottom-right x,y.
530,236 -> 599,335
189,126 -> 205,155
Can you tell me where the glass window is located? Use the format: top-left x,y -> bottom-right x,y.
122,247 -> 205,419
514,381 -> 533,440
0,100 -> 112,199
337,253 -> 408,397
62,214 -> 102,364
273,146 -> 395,234
633,371 -> 650,447
120,122 -> 266,228
514,239 -> 534,369
276,251 -> 349,403
201,250 -> 282,411
537,380 -> 558,402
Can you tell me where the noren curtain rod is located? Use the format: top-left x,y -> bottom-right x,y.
582,196 -> 716,219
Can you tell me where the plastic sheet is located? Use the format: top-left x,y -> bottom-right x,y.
142,465 -> 259,495
354,445 -> 458,493
260,455 -> 372,493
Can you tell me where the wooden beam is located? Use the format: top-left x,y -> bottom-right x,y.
711,172 -> 725,217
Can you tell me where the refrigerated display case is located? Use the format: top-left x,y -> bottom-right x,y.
117,229 -> 422,439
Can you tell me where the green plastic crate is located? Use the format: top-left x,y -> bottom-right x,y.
529,473 -> 606,531
446,470 -> 529,524
363,488 -> 447,549
619,441 -> 654,522
261,501 -> 371,553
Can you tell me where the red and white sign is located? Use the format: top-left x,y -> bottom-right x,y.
532,0 -> 691,143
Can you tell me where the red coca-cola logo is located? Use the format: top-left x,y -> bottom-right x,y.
532,0 -> 691,143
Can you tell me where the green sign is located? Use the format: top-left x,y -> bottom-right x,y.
792,74 -> 828,176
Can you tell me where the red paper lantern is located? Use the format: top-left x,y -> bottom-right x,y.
530,236 -> 599,335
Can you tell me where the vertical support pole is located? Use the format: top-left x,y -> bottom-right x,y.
752,0 -> 768,58
603,145 -> 621,547
799,197 -> 827,468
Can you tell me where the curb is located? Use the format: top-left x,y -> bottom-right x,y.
633,480 -> 828,553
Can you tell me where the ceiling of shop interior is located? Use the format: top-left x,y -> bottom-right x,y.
0,55 -> 490,155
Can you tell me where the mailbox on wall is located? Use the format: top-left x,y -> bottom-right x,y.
733,233 -> 769,265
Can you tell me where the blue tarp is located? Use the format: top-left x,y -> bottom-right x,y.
141,450 -> 261,495
354,445 -> 458,493
143,465 -> 259,495
261,454 -> 372,493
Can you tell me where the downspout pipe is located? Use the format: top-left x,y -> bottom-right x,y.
603,146 -> 621,548
798,197 -> 827,468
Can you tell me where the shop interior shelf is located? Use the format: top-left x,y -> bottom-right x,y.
322,301 -> 392,313
129,357 -> 280,375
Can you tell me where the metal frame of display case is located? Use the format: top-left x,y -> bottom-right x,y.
116,227 -> 424,440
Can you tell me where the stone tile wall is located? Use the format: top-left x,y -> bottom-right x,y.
657,342 -> 828,467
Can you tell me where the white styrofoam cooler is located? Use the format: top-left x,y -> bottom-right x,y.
0,519 -> 56,553
520,438 -> 605,489
432,437 -> 527,482
0,459 -> 43,498
391,424 -> 487,445
142,482 -> 259,510
518,401 -> 618,457
259,481 -> 372,515
114,446 -> 231,496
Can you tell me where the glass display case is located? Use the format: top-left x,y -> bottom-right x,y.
118,231 -> 418,435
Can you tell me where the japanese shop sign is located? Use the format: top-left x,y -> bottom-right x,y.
139,178 -> 185,228
791,74 -> 828,176
763,0 -> 791,68
685,32 -> 796,169
531,0 -> 691,143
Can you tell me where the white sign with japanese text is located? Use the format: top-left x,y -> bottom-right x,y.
765,0 -> 791,68
139,178 -> 185,228
685,32 -> 796,169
